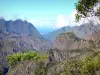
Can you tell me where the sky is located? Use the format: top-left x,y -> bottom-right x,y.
0,0 -> 79,34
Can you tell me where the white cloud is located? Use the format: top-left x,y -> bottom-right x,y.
28,10 -> 78,29
55,10 -> 78,29
28,9 -> 81,29
55,9 -> 100,29
29,9 -> 98,30
56,14 -> 71,28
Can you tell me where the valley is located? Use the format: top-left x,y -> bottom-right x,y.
0,0 -> 100,75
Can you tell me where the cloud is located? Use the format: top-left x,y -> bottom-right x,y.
29,10 -> 77,30
29,9 -> 97,30
56,14 -> 71,28
28,10 -> 78,29
55,10 -> 78,29
55,9 -> 100,29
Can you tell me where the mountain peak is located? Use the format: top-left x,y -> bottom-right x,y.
58,32 -> 76,39
0,19 -> 41,38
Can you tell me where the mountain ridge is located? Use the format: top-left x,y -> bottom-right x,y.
43,23 -> 100,41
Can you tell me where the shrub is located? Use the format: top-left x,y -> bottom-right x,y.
6,51 -> 48,66
64,59 -> 83,75
63,51 -> 100,75
35,61 -> 47,75
6,52 -> 21,66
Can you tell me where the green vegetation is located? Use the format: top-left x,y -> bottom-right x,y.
6,49 -> 100,75
63,50 -> 100,75
35,61 -> 47,75
6,51 -> 48,66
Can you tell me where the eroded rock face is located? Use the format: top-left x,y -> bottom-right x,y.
7,61 -> 37,75
48,49 -> 63,62
47,48 -> 88,63
7,59 -> 48,75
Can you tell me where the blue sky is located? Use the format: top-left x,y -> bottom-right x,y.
0,0 -> 78,33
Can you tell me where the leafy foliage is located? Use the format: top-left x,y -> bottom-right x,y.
35,61 -> 47,75
63,50 -> 100,75
6,49 -> 100,75
64,59 -> 83,75
6,51 -> 48,66
75,0 -> 99,22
